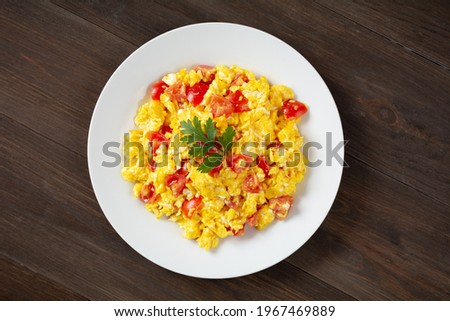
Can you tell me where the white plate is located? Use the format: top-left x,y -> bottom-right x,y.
88,23 -> 344,278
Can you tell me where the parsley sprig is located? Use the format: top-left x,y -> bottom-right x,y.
180,117 -> 235,173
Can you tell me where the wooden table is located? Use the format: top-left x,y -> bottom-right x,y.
2,0 -> 449,300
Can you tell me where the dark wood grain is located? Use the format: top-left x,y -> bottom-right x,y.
1,0 -> 135,150
0,256 -> 87,300
316,0 -> 450,68
1,0 -> 449,300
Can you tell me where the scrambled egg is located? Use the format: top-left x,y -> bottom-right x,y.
121,65 -> 307,250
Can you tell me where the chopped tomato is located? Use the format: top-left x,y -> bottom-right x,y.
225,225 -> 245,236
200,145 -> 221,160
210,95 -> 234,118
194,65 -> 216,84
257,155 -> 271,176
208,163 -> 223,177
242,174 -> 262,193
225,196 -> 242,210
282,100 -> 308,120
270,196 -> 294,220
165,173 -> 187,197
232,226 -> 245,236
227,154 -> 254,173
147,131 -> 167,141
160,125 -> 172,134
148,159 -> 157,172
227,90 -> 249,112
140,183 -> 157,204
182,196 -> 203,219
186,82 -> 209,106
246,213 -> 258,227
147,132 -> 169,156
151,80 -> 168,100
207,145 -> 220,154
196,145 -> 220,168
230,73 -> 249,87
267,140 -> 283,149
166,81 -> 187,103
176,159 -> 189,176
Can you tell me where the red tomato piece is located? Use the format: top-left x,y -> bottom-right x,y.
160,125 -> 172,134
210,95 -> 234,118
230,73 -> 249,87
140,183 -> 157,204
187,82 -> 209,106
227,90 -> 249,112
151,80 -> 168,100
208,163 -> 223,178
148,159 -> 157,172
147,132 -> 169,156
194,65 -> 216,84
225,196 -> 242,210
228,154 -> 254,173
242,174 -> 262,193
200,145 -> 220,161
147,131 -> 167,141
176,159 -> 189,176
166,81 -> 187,103
266,140 -> 283,149
225,225 -> 244,236
246,213 -> 258,227
205,143 -> 222,155
270,196 -> 294,220
166,173 -> 187,197
257,155 -> 271,176
282,100 -> 308,120
232,226 -> 245,236
182,196 -> 203,219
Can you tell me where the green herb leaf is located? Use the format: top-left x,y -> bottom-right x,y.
188,142 -> 215,159
204,118 -> 216,141
217,125 -> 236,154
180,116 -> 209,143
180,117 -> 235,173
180,135 -> 194,143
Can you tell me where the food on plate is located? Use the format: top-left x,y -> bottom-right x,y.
121,65 -> 307,250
